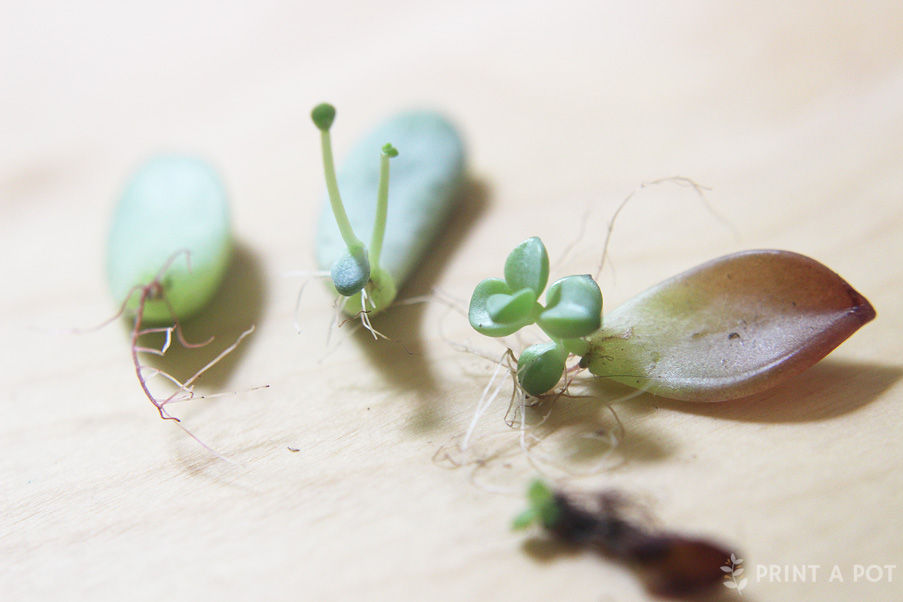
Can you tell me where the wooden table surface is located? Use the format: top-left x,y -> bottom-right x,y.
2,2 -> 901,601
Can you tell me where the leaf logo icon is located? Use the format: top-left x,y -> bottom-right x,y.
722,555 -> 748,594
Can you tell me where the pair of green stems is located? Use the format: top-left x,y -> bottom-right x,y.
312,103 -> 398,312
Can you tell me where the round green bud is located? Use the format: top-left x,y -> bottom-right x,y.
517,341 -> 567,396
331,248 -> 370,296
311,103 -> 336,131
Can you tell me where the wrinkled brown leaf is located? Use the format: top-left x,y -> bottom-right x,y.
583,250 -> 875,401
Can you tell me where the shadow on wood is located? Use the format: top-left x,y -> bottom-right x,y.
351,177 -> 489,432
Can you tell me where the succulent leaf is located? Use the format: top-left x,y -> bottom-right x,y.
486,287 -> 538,324
582,250 -> 875,401
469,278 -> 534,336
504,236 -> 550,295
518,341 -> 567,396
537,275 -> 603,339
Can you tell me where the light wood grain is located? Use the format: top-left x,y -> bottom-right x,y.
2,2 -> 901,601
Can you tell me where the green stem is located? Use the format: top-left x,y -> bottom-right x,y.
320,129 -> 364,255
561,337 -> 590,357
369,148 -> 393,270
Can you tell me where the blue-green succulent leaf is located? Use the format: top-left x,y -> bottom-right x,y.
107,154 -> 232,324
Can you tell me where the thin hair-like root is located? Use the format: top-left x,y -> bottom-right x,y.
53,249 -> 257,462
447,178 -> 736,486
120,251 -> 256,460
164,383 -> 270,405
318,294 -> 384,363
357,288 -> 388,341
314,285 -> 461,362
450,341 -> 650,482
553,203 -> 593,273
515,393 -> 631,479
331,298 -> 388,341
130,282 -> 255,423
461,349 -> 517,451
51,249 -> 193,337
293,280 -> 311,335
394,286 -> 468,316
325,294 -> 347,349
595,176 -> 735,281
286,270 -> 331,334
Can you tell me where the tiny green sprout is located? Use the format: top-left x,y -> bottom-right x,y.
311,103 -> 399,316
312,103 -> 374,298
469,237 -> 601,395
311,104 -> 466,327
470,237 -> 875,401
512,479 -> 560,530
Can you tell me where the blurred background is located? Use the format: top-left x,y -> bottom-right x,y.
2,2 -> 901,600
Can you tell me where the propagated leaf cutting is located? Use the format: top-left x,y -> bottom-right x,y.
105,155 -> 254,445
513,480 -> 736,597
469,238 -> 875,400
310,103 -> 465,332
108,155 -> 232,323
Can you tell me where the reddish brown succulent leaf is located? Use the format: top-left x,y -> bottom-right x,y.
583,250 -> 875,401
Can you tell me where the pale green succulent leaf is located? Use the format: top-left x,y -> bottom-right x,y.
537,275 -> 603,339
517,341 -> 567,396
504,236 -> 550,295
469,278 -> 533,337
